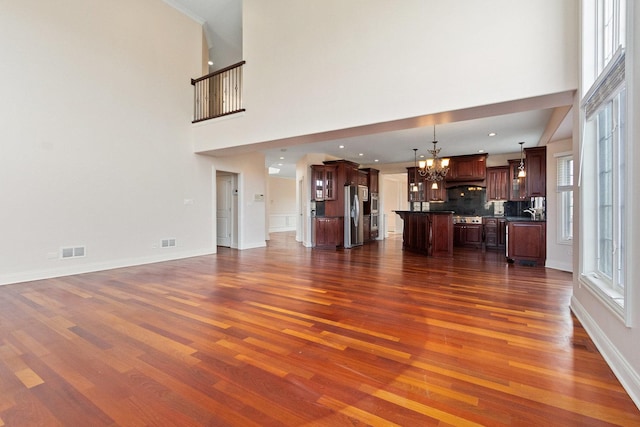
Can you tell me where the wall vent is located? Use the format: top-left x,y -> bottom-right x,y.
61,246 -> 86,259
161,239 -> 177,248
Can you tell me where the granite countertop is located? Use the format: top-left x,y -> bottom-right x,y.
503,216 -> 546,222
394,210 -> 454,214
478,215 -> 546,222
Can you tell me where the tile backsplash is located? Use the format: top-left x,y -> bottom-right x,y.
425,185 -> 531,217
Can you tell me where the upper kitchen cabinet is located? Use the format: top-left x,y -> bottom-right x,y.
508,159 -> 528,201
357,170 -> 368,187
486,166 -> 509,201
324,159 -> 360,187
361,168 -> 379,193
310,164 -> 337,201
407,168 -> 447,203
446,154 -> 487,182
426,181 -> 447,202
525,146 -> 547,197
407,167 -> 425,202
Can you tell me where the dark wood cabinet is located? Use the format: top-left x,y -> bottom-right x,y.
358,170 -> 368,186
525,146 -> 546,197
361,168 -> 379,242
311,165 -> 337,201
507,221 -> 546,266
507,147 -> 546,200
364,168 -> 379,194
407,167 -> 425,202
363,215 -> 371,243
508,159 -> 528,201
431,213 -> 454,257
453,223 -> 483,248
487,166 -> 509,201
407,167 -> 447,203
395,211 -> 453,257
313,217 -> 343,248
323,159 -> 360,188
483,218 -> 498,248
484,217 -> 507,250
426,180 -> 447,202
497,218 -> 506,247
311,161 -> 379,248
446,154 -> 487,182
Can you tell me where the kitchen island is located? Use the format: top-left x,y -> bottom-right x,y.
394,211 -> 453,257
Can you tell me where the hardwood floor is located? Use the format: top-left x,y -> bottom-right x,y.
0,232 -> 638,426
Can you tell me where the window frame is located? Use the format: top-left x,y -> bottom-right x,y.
579,0 -> 630,325
555,153 -> 574,245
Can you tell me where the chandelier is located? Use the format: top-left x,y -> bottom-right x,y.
417,125 -> 450,186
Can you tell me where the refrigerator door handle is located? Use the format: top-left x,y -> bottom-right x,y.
353,194 -> 360,226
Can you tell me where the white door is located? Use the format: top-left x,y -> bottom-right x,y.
298,178 -> 304,242
216,175 -> 232,247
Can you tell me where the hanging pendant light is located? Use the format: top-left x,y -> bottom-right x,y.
411,148 -> 420,196
517,141 -> 526,178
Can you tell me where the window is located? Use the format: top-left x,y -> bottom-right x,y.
556,155 -> 573,244
580,0 -> 628,321
596,0 -> 625,74
595,92 -> 625,293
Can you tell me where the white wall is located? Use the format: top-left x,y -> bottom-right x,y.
267,176 -> 296,232
211,152 -> 267,249
382,174 -> 407,234
545,138 -> 573,272
194,0 -> 578,153
0,0 -> 214,285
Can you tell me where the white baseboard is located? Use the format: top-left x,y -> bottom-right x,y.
570,296 -> 640,410
0,248 -> 216,287
239,241 -> 267,250
269,226 -> 296,233
545,259 -> 573,272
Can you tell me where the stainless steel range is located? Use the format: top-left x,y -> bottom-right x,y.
452,215 -> 483,224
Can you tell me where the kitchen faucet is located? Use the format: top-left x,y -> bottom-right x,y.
523,208 -> 536,220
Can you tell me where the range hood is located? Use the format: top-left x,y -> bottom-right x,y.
445,180 -> 486,189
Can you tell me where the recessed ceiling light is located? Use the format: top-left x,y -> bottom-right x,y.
278,163 -> 283,166
279,156 -> 285,160
358,153 -> 364,156
488,132 -> 497,137
208,61 -> 213,66
374,159 -> 379,162
419,154 -> 425,158
339,145 -> 345,149
478,149 -> 485,153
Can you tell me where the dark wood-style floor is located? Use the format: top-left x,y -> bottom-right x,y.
0,232 -> 638,426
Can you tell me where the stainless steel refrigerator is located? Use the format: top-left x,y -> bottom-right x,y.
344,184 -> 367,248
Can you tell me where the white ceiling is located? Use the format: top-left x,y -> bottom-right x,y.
263,107 -> 573,178
164,0 -> 574,178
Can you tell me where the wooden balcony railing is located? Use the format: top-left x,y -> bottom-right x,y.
191,61 -> 245,123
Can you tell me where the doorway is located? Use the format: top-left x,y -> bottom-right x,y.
216,172 -> 237,247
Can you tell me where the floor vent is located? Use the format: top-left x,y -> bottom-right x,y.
61,246 -> 86,259
161,239 -> 177,248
